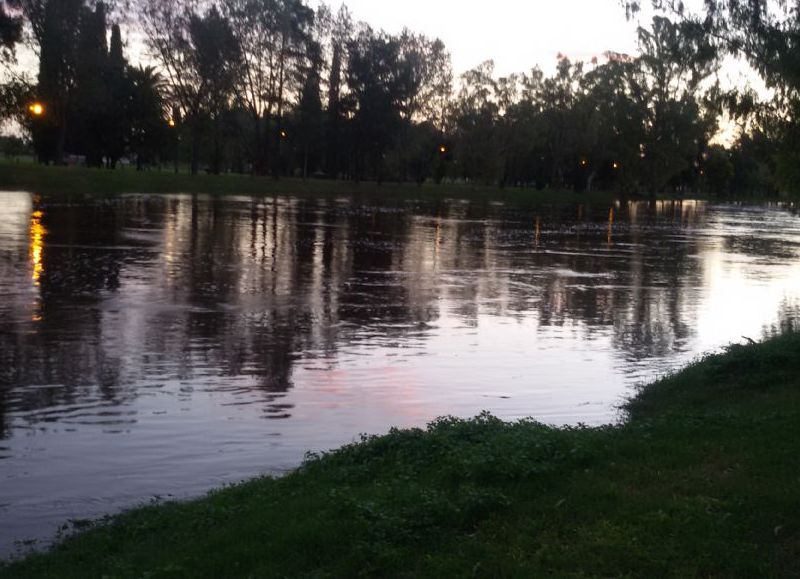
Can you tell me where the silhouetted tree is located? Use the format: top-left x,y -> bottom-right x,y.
0,0 -> 22,60
128,65 -> 167,169
73,1 -> 109,166
32,0 -> 82,164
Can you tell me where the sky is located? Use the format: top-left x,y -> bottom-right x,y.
320,0 -> 644,76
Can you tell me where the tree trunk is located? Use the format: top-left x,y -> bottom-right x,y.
190,119 -> 200,176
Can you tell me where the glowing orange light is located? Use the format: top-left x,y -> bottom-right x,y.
168,119 -> 176,128
613,162 -> 620,170
439,145 -> 447,154
29,102 -> 45,117
580,159 -> 588,167
30,210 -> 46,286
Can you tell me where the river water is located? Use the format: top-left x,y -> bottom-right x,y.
1,191 -> 799,555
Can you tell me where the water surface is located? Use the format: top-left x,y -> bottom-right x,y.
1,191 -> 799,555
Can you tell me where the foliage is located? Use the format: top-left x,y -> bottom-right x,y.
0,0 -> 22,60
6,0 -> 800,194
628,0 -> 800,194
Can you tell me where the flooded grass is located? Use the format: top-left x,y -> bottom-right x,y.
2,161 -> 791,205
3,333 -> 799,578
0,161 -> 626,204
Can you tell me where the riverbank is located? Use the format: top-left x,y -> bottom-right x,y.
0,161 -> 647,203
0,161 -> 593,201
2,333 -> 799,578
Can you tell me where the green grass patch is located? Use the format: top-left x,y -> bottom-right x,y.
1,161 -> 791,204
3,333 -> 800,577
0,161 -> 637,204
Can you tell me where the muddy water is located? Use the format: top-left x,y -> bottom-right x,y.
1,191 -> 799,555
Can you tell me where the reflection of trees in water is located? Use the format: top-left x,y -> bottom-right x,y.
0,198 -> 158,436
5,195 -> 788,437
765,298 -> 800,337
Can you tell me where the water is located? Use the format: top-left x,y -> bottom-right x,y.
1,191 -> 799,556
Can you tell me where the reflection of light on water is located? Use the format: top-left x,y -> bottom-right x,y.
30,210 -> 46,286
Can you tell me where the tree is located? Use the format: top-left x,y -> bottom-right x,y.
322,4 -> 351,178
105,24 -> 129,167
346,26 -> 408,183
579,56 -> 646,192
224,0 -> 313,176
33,0 -> 83,164
451,61 -> 499,184
0,76 -> 32,122
73,1 -> 110,167
0,0 -> 22,60
629,17 -> 719,193
295,40 -> 323,178
139,0 -> 239,175
627,1 -> 800,193
128,65 -> 166,170
189,6 -> 240,174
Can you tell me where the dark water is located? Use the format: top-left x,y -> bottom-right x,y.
1,191 -> 799,555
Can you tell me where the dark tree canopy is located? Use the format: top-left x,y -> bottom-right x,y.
2,0 -> 797,195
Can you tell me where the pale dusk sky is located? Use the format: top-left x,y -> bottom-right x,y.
320,0 -> 644,76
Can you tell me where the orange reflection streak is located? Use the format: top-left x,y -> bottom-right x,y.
30,209 -> 46,286
607,207 -> 615,246
534,216 -> 541,248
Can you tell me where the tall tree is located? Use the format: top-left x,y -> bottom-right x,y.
451,61 -> 499,184
139,0 -> 239,175
295,41 -> 324,178
629,16 -> 719,192
346,26 -> 405,183
33,0 -> 82,164
105,23 -> 129,167
73,1 -> 109,167
128,65 -> 166,170
189,6 -> 240,174
224,0 -> 313,176
323,4 -> 351,178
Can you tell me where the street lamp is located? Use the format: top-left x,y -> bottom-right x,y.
28,102 -> 45,117
439,145 -> 447,154
168,115 -> 180,174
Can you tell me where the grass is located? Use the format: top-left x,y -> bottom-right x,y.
1,160 -> 793,205
0,160 -> 635,204
2,333 -> 800,578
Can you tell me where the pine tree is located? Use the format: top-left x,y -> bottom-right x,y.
73,1 -> 109,167
106,24 -> 130,167
34,0 -> 83,164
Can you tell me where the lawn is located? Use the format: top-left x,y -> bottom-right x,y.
0,161 -> 637,204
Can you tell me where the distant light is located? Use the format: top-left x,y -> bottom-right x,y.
168,119 -> 176,128
280,130 -> 288,139
613,162 -> 620,170
580,159 -> 588,167
28,102 -> 44,117
439,145 -> 447,154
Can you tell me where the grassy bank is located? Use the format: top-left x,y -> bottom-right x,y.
0,161 -> 623,204
3,333 -> 799,578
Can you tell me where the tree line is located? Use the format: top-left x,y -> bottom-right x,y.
0,0 -> 798,195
